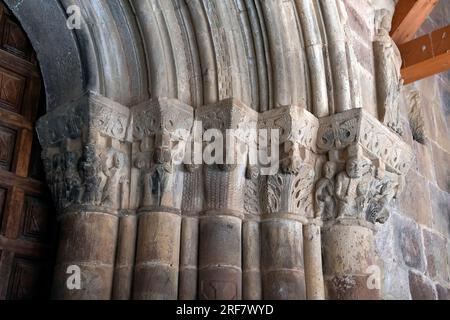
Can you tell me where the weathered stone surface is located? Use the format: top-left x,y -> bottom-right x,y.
260,219 -> 305,300
326,275 -> 380,300
380,263 -> 411,300
179,216 -> 199,300
133,212 -> 181,300
431,142 -> 450,194
112,214 -> 137,300
429,183 -> 450,238
242,220 -> 261,300
409,271 -> 437,300
198,216 -> 242,300
262,270 -> 306,300
303,223 -> 325,300
436,284 -> 450,300
423,229 -> 450,284
397,170 -> 432,227
52,264 -> 114,300
392,213 -> 426,271
198,268 -> 242,300
322,224 -> 376,275
412,142 -> 435,182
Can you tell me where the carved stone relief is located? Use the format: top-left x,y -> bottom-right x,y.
315,108 -> 413,225
131,98 -> 194,212
36,92 -> 132,214
258,106 -> 319,220
374,9 -> 404,136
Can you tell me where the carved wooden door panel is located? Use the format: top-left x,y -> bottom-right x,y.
0,3 -> 55,300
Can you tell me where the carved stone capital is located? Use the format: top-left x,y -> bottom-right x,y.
36,92 -> 132,215
317,108 -> 413,175
37,92 -> 132,148
131,98 -> 194,212
315,108 -> 413,225
259,105 -> 319,174
258,106 -> 319,219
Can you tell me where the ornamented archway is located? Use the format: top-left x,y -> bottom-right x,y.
4,0 -> 413,300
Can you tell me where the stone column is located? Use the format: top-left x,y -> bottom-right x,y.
131,98 -> 194,300
179,164 -> 203,300
242,164 -> 262,300
197,99 -> 258,300
322,219 -> 379,299
36,92 -> 132,300
303,221 -> 325,300
316,109 -> 413,300
259,106 -> 319,300
112,210 -> 137,300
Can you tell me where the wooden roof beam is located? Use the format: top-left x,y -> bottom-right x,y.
391,0 -> 439,45
399,24 -> 450,84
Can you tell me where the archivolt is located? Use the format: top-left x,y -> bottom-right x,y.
6,0 -> 363,116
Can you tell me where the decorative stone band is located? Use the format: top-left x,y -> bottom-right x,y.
197,98 -> 259,135
259,105 -> 319,154
37,91 -> 132,148
131,97 -> 194,141
317,108 -> 413,175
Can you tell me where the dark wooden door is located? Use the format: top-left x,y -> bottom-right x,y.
0,3 -> 56,300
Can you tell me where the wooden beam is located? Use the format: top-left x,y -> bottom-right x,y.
391,0 -> 439,45
399,25 -> 450,84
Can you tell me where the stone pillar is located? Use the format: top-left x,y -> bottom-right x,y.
131,98 -> 194,300
36,92 -> 132,299
242,165 -> 262,300
303,221 -> 325,300
322,220 -> 379,299
259,106 -> 319,300
197,99 -> 258,300
179,164 -> 203,300
112,210 -> 137,300
315,108 -> 414,300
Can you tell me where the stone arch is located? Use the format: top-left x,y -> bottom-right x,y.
3,0 -> 414,301
4,0 -> 85,110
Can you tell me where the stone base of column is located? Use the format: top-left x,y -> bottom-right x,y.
51,210 -> 119,300
322,220 -> 380,300
133,211 -> 181,300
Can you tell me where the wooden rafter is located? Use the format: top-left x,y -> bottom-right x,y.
399,25 -> 450,84
391,0 -> 439,45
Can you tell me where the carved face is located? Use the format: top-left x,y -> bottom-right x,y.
113,153 -> 123,168
346,158 -> 361,179
323,161 -> 337,179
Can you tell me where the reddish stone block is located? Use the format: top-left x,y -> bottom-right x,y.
409,271 -> 437,300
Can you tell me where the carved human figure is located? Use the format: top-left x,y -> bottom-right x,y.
79,145 -> 102,205
142,143 -> 173,207
335,157 -> 367,219
64,152 -> 83,205
366,179 -> 397,224
315,161 -> 337,220
374,9 -> 403,135
280,141 -> 302,174
102,151 -> 128,209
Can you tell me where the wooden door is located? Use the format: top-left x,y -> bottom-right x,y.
0,3 -> 56,300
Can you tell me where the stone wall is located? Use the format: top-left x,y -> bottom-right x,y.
344,0 -> 450,300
